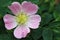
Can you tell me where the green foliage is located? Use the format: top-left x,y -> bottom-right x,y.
0,0 -> 60,40
42,28 -> 53,40
53,4 -> 60,21
31,27 -> 42,40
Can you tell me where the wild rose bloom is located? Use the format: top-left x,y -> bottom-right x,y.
3,1 -> 41,39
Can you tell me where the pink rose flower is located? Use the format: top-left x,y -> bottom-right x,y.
3,1 -> 41,39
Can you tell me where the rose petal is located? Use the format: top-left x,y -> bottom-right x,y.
3,14 -> 18,30
8,2 -> 21,15
26,15 -> 41,29
22,1 -> 38,15
14,25 -> 30,39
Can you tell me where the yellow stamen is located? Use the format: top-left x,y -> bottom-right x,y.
16,13 -> 27,24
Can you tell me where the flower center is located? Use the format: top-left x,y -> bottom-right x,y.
16,13 -> 28,24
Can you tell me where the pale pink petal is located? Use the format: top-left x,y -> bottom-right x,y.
26,15 -> 41,29
8,2 -> 21,15
3,14 -> 18,30
22,1 -> 38,15
14,25 -> 30,39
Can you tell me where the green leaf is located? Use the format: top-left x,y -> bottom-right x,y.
39,22 -> 60,40
23,0 -> 40,5
48,0 -> 55,13
0,34 -> 15,40
48,21 -> 60,27
41,13 -> 53,26
0,0 -> 12,7
53,11 -> 60,21
53,4 -> 60,21
21,35 -> 33,40
31,27 -> 42,40
55,3 -> 60,12
30,0 -> 40,5
54,32 -> 60,40
42,28 -> 53,40
48,21 -> 60,33
0,19 -> 7,34
47,21 -> 60,40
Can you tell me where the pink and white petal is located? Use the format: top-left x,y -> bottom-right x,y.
8,2 -> 21,15
22,1 -> 38,15
3,14 -> 18,30
26,15 -> 41,29
14,25 -> 30,39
